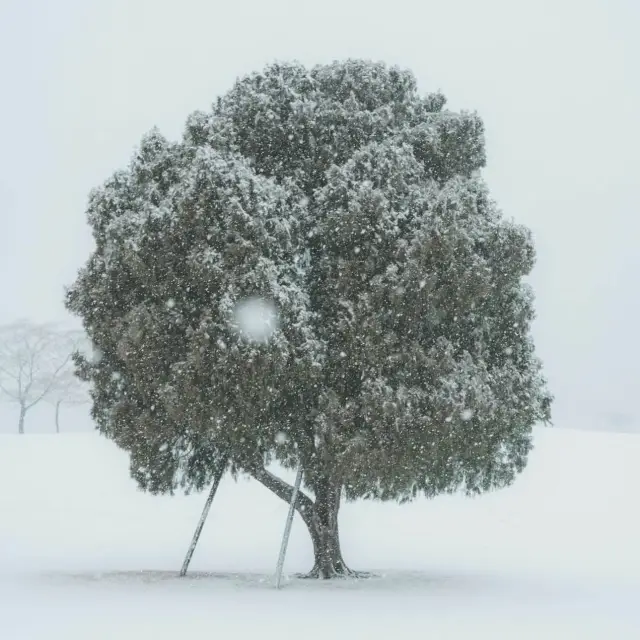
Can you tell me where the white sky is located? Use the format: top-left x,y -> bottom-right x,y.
0,0 -> 638,432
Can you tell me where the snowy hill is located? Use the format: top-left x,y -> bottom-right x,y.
1,427 -> 639,638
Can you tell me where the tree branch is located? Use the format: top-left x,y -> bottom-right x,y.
251,467 -> 316,525
0,363 -> 20,382
25,352 -> 73,410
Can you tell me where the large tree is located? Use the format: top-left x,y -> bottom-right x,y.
67,61 -> 551,577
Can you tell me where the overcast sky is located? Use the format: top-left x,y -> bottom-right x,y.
0,0 -> 638,432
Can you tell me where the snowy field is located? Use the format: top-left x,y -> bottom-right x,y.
1,427 -> 639,638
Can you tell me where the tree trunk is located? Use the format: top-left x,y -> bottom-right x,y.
18,404 -> 26,435
251,467 -> 366,579
251,468 -> 360,579
303,480 -> 354,578
55,401 -> 61,434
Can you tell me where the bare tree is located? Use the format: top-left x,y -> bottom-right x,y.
0,321 -> 83,434
47,350 -> 91,433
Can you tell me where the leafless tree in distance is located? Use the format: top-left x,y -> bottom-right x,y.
0,321 -> 86,434
47,339 -> 91,433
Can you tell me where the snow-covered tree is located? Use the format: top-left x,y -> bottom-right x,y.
0,322 -> 80,434
67,60 -> 551,577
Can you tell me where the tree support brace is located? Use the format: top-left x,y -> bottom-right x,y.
179,459 -> 227,577
274,466 -> 304,588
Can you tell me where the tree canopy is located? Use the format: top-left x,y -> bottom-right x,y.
67,60 -> 551,577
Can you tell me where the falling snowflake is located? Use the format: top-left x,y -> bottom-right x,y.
233,297 -> 279,343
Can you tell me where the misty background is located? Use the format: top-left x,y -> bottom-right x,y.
0,0 -> 638,434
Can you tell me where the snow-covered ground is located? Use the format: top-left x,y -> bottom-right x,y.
1,427 -> 639,638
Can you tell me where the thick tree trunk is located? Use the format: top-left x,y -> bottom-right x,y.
252,467 -> 363,579
18,404 -> 26,435
303,480 -> 354,578
55,401 -> 61,434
